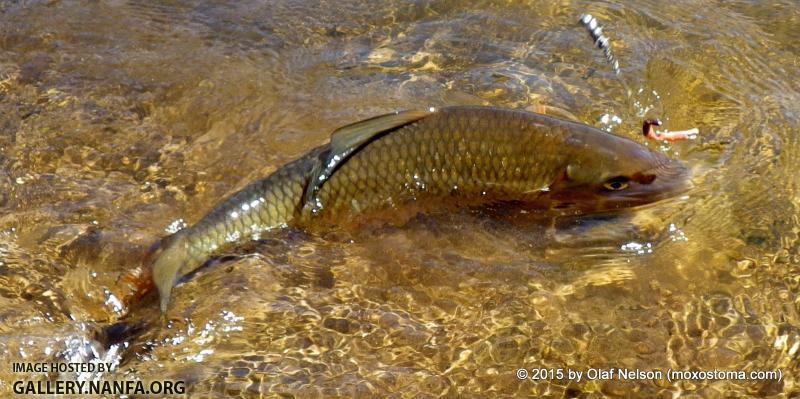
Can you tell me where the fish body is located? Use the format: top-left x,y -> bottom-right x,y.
151,106 -> 690,311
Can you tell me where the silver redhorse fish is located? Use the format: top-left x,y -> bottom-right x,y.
115,106 -> 690,312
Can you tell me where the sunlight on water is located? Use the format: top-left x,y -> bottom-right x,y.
1,0 -> 799,397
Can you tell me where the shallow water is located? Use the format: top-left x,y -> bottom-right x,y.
1,0 -> 799,397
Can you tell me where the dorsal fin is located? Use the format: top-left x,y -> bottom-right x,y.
303,109 -> 433,210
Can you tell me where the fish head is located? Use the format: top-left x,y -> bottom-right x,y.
545,133 -> 691,213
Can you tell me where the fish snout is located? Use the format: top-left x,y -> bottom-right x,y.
546,158 -> 692,213
608,159 -> 692,207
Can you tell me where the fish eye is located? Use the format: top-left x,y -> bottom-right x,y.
602,176 -> 630,191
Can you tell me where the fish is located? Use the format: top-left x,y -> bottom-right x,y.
146,105 -> 691,312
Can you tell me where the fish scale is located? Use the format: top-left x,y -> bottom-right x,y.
323,112 -> 535,213
149,106 -> 690,311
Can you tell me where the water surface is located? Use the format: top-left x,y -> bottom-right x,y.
1,0 -> 799,397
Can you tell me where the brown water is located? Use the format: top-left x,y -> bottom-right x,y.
1,0 -> 799,397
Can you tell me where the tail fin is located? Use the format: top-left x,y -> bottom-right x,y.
107,240 -> 160,314
150,231 -> 195,312
108,232 -> 195,314
112,264 -> 154,308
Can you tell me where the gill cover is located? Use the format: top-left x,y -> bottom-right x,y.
565,163 -> 605,184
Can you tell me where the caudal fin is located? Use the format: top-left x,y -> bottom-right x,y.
107,241 -> 159,314
150,231 -> 195,312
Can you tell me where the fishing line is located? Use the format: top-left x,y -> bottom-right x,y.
579,14 -> 619,75
579,13 -> 632,100
578,13 -> 698,141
